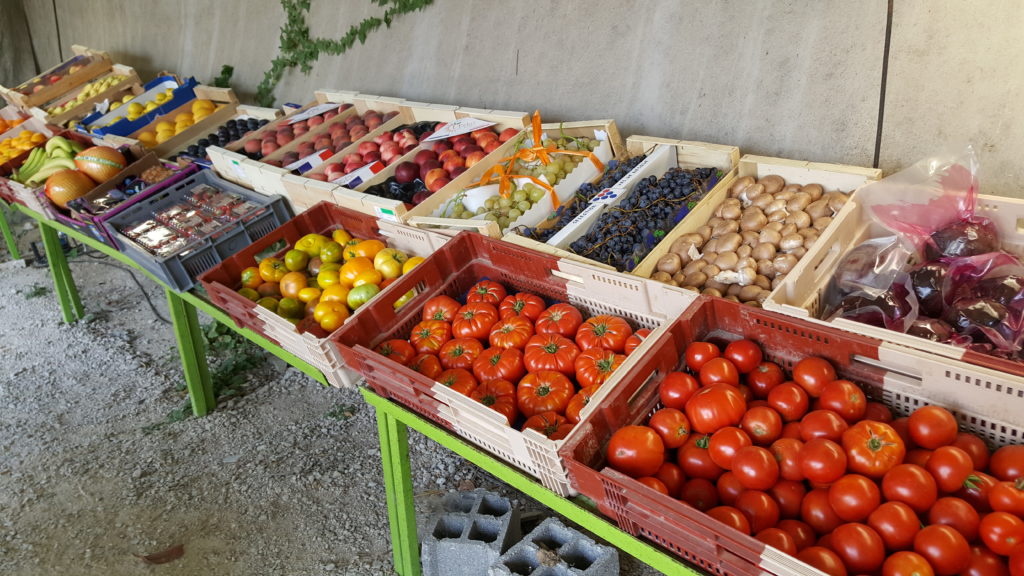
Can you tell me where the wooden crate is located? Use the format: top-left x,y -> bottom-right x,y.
30,64 -> 143,127
1,46 -> 112,110
402,119 -> 624,238
123,85 -> 239,159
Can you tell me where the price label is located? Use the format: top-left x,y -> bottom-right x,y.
287,102 -> 340,125
331,161 -> 385,187
229,159 -> 247,182
374,205 -> 400,222
285,149 -> 334,173
423,117 -> 496,142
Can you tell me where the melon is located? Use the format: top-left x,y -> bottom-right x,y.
74,146 -> 126,183
45,169 -> 95,209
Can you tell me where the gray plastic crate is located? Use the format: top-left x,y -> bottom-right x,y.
105,168 -> 292,292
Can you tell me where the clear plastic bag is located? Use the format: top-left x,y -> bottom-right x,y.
822,236 -> 919,332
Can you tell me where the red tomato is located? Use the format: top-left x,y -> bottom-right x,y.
781,421 -> 803,439
831,522 -> 886,574
678,435 -> 724,481
736,489 -> 780,534
708,427 -> 752,470
488,316 -> 534,350
409,320 -> 452,354
522,411 -> 573,439
928,445 -> 976,493
717,471 -> 745,506
964,545 -> 1010,576
471,379 -> 519,425
606,425 -> 665,478
523,334 -> 580,376
959,471 -> 999,514
748,361 -> 786,398
732,446 -> 779,491
472,347 -> 526,383
516,371 -> 573,418
534,303 -> 583,338
452,303 -> 499,340
868,501 -> 922,552
793,357 -> 837,398
929,496 -> 981,543
686,384 -> 747,434
865,401 -> 895,423
623,328 -> 651,356
801,410 -> 850,442
828,474 -> 881,522
908,405 -> 959,450
906,448 -> 933,466
659,372 -> 700,410
699,357 -> 740,387
636,476 -> 669,495
991,446 -> 1024,482
778,518 -> 817,551
375,339 -> 417,365
1010,543 -> 1024,576
756,527 -> 798,555
422,295 -> 460,322
439,338 -> 484,370
797,546 -> 848,576
818,380 -> 867,423
436,368 -> 478,396
654,462 -> 685,498
707,505 -> 752,535
574,347 -> 625,388
680,477 -> 719,511
915,524 -> 972,575
498,292 -> 545,321
407,353 -> 443,379
648,408 -> 691,449
991,479 -> 1024,516
842,420 -> 907,479
685,341 -> 720,372
575,314 -> 633,353
883,551 -> 936,576
564,385 -> 599,424
883,464 -> 939,514
741,405 -> 783,445
771,438 -> 806,482
980,512 -> 1024,556
801,438 -> 848,485
802,488 -> 843,535
723,339 -> 763,374
952,432 -> 991,471
466,280 -> 507,305
768,382 -> 810,422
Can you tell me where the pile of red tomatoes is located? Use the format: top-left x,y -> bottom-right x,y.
604,338 -> 1024,576
373,280 -> 650,439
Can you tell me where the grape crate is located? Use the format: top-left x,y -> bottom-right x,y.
568,165 -> 719,271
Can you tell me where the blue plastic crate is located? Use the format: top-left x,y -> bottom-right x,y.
79,76 -> 198,137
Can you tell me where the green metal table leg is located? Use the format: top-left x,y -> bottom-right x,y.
166,289 -> 215,417
377,409 -> 420,576
39,223 -> 83,323
0,206 -> 20,260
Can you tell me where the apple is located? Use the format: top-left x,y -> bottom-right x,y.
374,248 -> 409,280
308,115 -> 324,127
498,128 -> 519,142
306,173 -> 328,181
427,176 -> 451,193
419,160 -> 442,179
244,140 -> 261,155
362,151 -> 381,163
358,141 -> 379,156
394,162 -> 419,184
342,153 -> 363,165
314,136 -> 332,151
464,150 -> 487,168
414,150 -> 439,165
374,132 -> 394,145
449,166 -> 468,179
424,168 -> 448,190
484,140 -> 502,153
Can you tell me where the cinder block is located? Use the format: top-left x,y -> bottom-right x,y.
421,490 -> 521,576
488,517 -> 619,576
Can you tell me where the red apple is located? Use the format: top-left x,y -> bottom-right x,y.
358,141 -> 379,155
414,150 -> 437,166
419,160 -> 442,179
449,166 -> 468,179
362,151 -> 381,163
308,115 -> 324,127
243,140 -> 261,155
464,150 -> 487,168
374,132 -> 394,145
424,168 -> 448,190
395,162 -> 419,184
427,176 -> 451,193
484,140 -> 502,153
498,128 -> 519,142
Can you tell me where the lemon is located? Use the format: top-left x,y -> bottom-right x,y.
173,112 -> 194,124
155,130 -> 175,144
127,102 -> 144,116
191,99 -> 214,114
137,131 -> 157,144
122,94 -> 134,103
110,101 -> 121,110
155,93 -> 168,104
144,101 -> 159,112
155,120 -> 174,132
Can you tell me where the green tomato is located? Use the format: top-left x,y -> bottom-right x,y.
346,283 -> 381,310
393,289 -> 415,310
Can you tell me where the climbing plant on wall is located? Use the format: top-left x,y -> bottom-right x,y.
254,0 -> 434,107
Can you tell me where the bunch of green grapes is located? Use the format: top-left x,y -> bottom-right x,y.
512,136 -> 598,186
443,183 -> 550,232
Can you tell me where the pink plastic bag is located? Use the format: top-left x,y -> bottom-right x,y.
940,251 -> 1024,353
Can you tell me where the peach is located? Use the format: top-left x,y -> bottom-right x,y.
276,133 -> 294,146
281,152 -> 300,165
423,168 -> 448,190
297,142 -> 316,158
293,125 -> 308,137
306,173 -> 328,181
394,162 -> 419,184
362,151 -> 381,164
342,153 -> 363,165
474,133 -> 498,149
383,111 -> 399,121
464,150 -> 487,168
264,159 -> 283,167
328,124 -> 347,138
380,141 -> 401,156
338,103 -> 353,112
449,166 -> 467,179
419,159 -> 442,178
314,136 -> 333,151
308,115 -> 324,127
344,161 -> 363,174
402,144 -> 418,155
484,140 -> 502,153
366,117 -> 382,130
471,127 -> 494,140
243,139 -> 261,155
374,131 -> 394,145
323,110 -> 338,121
427,176 -> 451,193
460,144 -> 483,156
498,128 -> 519,143
414,150 -> 438,166
443,156 -> 465,172
261,141 -> 279,156
344,116 -> 361,127
431,142 -> 452,154
323,162 -> 344,179
357,141 -> 379,156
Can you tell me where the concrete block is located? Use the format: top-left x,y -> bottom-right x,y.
488,517 -> 618,576
421,490 -> 521,576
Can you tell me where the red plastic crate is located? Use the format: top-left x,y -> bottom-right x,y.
198,201 -> 449,380
332,232 -> 693,494
560,296 -> 1024,576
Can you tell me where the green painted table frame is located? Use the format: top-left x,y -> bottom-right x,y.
5,201 -> 703,576
0,205 -> 20,260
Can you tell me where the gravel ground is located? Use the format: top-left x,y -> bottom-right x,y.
0,213 -> 666,576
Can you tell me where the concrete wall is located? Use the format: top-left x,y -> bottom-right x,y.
4,0 -> 1022,197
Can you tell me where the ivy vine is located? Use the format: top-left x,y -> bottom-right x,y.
254,0 -> 434,107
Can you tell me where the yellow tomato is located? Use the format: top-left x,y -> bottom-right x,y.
339,257 -> 374,287
320,285 -> 350,303
331,228 -> 352,245
402,256 -> 425,275
316,268 -> 341,288
319,309 -> 349,332
297,287 -> 322,303
313,301 -> 348,323
352,269 -> 383,288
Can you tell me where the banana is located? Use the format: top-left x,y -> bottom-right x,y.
25,158 -> 77,187
14,148 -> 45,183
69,141 -> 88,154
44,136 -> 74,157
48,148 -> 74,161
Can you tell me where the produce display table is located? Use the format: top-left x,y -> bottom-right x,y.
3,200 -> 706,576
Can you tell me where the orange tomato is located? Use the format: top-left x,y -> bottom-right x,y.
320,308 -> 349,331
345,239 -> 386,261
352,269 -> 383,287
258,257 -> 287,283
342,238 -> 364,261
320,285 -> 350,303
339,257 -> 374,287
240,266 -> 262,289
314,301 -> 348,323
331,228 -> 352,245
279,271 -> 308,299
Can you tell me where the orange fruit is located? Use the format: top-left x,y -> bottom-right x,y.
297,287 -> 322,303
339,257 -> 374,287
279,271 -> 308,299
352,269 -> 383,287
